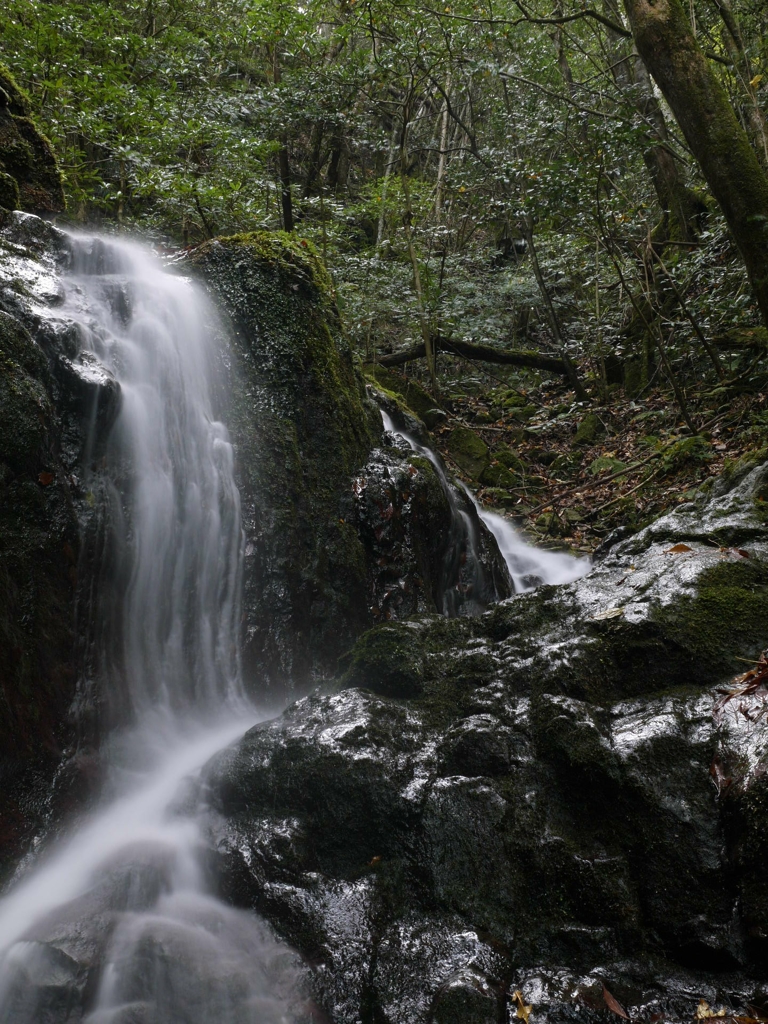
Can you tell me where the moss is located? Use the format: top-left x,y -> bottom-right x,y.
653,559 -> 768,674
339,623 -> 425,697
367,364 -> 442,425
574,413 -> 603,446
0,63 -> 65,214
492,443 -> 524,472
445,426 -> 489,479
479,462 -> 518,489
0,171 -> 19,211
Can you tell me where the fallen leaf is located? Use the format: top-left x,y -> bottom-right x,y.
736,549 -> 751,559
709,755 -> 733,796
602,983 -> 630,1020
369,855 -> 381,866
666,542 -> 692,553
38,471 -> 54,486
696,999 -> 728,1019
513,990 -> 532,1023
592,606 -> 624,621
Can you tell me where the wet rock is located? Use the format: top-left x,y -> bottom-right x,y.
186,233 -> 382,701
366,364 -> 444,425
0,214 -> 124,882
203,462 -> 768,1023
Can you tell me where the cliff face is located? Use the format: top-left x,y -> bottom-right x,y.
0,214 -> 117,878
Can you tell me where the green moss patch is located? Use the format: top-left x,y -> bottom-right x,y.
339,623 -> 425,698
446,426 -> 489,479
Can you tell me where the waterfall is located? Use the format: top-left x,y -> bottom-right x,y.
0,236 -> 295,1023
380,409 -> 589,596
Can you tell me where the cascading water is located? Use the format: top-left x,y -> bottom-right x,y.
380,410 -> 500,613
381,409 -> 589,596
0,235 -> 295,1023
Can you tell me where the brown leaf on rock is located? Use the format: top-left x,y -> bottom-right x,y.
38,471 -> 54,486
666,543 -> 693,553
602,984 -> 630,1020
513,990 -> 532,1023
709,755 -> 733,796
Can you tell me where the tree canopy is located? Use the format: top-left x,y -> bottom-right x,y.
2,0 -> 768,435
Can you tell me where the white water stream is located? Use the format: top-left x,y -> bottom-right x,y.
0,235 -> 293,1023
381,410 -> 590,594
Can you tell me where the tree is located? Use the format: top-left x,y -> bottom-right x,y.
623,0 -> 768,328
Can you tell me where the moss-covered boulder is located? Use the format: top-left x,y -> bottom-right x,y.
0,65 -> 65,215
186,233 -> 381,698
445,426 -> 490,479
339,622 -> 425,697
367,364 -> 443,426
573,411 -> 603,446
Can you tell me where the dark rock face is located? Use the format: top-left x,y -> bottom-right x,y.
0,65 -> 65,216
203,462 -> 768,1023
349,417 -> 512,622
186,233 -> 382,700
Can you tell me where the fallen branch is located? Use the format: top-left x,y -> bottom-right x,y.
374,337 -> 569,374
526,450 -> 663,515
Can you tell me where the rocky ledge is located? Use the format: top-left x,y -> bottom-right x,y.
203,460 -> 768,1023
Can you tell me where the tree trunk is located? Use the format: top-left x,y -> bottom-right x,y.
622,0 -> 768,328
271,46 -> 293,232
374,338 -> 569,374
604,0 -> 703,244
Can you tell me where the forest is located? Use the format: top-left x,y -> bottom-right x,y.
3,0 -> 768,545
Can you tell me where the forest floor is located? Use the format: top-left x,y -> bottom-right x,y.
373,362 -> 768,553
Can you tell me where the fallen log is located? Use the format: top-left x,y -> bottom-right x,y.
374,337 -> 568,375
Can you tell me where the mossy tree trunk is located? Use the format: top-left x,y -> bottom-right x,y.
622,0 -> 768,329
603,0 -> 703,246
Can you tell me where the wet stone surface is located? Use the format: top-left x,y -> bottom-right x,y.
203,461 -> 768,1024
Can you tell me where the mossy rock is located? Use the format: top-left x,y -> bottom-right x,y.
445,426 -> 489,479
339,623 -> 425,698
589,455 -> 627,476
574,412 -> 604,446
479,462 -> 517,489
507,404 -> 537,422
0,64 -> 65,214
367,364 -> 442,424
492,443 -> 524,472
187,232 -> 381,697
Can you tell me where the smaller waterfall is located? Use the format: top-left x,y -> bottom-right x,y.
381,410 -> 502,613
381,410 -> 589,596
467,494 -> 590,592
